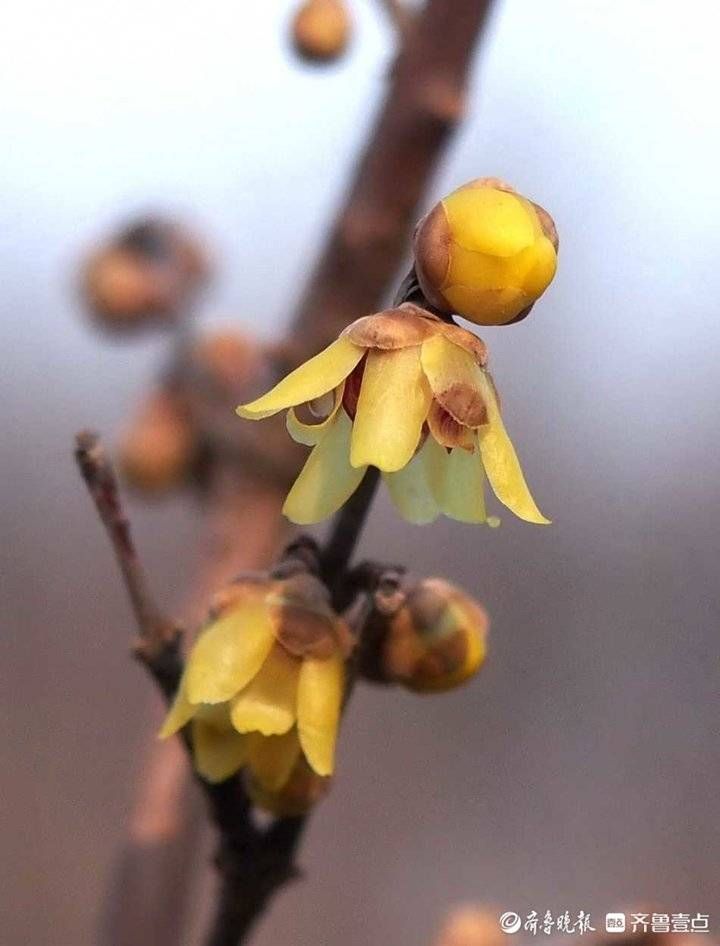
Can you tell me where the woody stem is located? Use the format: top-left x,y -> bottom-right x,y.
320,467 -> 381,601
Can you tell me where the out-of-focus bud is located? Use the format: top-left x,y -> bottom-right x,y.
414,178 -> 558,326
292,0 -> 351,63
246,757 -> 331,816
382,578 -> 488,692
82,218 -> 210,331
190,330 -> 267,396
433,906 -> 506,946
119,387 -> 195,493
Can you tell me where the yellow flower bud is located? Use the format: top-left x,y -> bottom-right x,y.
414,178 -> 558,326
119,387 -> 195,494
383,578 -> 488,692
292,0 -> 350,64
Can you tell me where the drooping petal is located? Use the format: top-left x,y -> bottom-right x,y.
437,445 -> 487,524
192,719 -> 249,783
185,600 -> 277,705
230,644 -> 300,736
350,347 -> 432,472
286,382 -> 344,446
474,370 -> 550,524
158,675 -> 197,738
420,334 -> 488,428
297,653 -> 344,777
247,729 -> 302,792
282,410 -> 366,524
383,440 -> 440,524
236,336 -> 364,420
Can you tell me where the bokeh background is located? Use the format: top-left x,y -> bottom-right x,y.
2,1 -> 719,944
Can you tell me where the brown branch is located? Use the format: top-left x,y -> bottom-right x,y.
292,0 -> 497,355
75,433 -> 306,946
98,738 -> 204,946
378,0 -> 412,36
74,430 -> 181,672
87,2 -> 496,943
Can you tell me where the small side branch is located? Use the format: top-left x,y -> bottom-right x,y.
74,432 -> 314,946
75,430 -> 181,675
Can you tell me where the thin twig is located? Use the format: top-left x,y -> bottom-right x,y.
74,430 -> 181,670
75,431 -> 308,946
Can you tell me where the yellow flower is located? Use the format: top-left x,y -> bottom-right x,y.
414,177 -> 558,326
237,304 -> 548,527
382,578 -> 488,692
159,573 -> 352,787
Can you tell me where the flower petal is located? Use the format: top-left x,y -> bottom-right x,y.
342,306 -> 437,349
437,445 -> 487,524
350,347 -> 432,472
192,719 -> 249,783
185,601 -> 277,705
297,653 -> 344,777
383,440 -> 440,524
426,399 -> 475,451
474,370 -> 550,524
236,336 -> 364,420
230,644 -> 300,736
158,676 -> 197,738
420,334 -> 488,428
247,729 -> 301,792
283,410 -> 366,524
437,321 -> 488,366
286,382 -> 344,447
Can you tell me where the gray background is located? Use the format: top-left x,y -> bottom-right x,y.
1,1 -> 718,944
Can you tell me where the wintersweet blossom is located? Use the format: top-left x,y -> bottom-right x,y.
160,573 -> 352,787
237,304 -> 548,526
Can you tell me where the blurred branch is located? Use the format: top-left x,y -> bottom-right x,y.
292,0 -> 497,354
99,739 -> 204,946
75,433 -> 384,946
378,0 -> 412,36
81,1 -> 496,943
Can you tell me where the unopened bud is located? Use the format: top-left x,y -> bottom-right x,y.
383,578 -> 488,692
292,0 -> 350,63
414,178 -> 558,326
190,330 -> 266,394
119,388 -> 195,493
82,219 -> 209,331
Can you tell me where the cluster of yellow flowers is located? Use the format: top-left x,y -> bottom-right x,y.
160,570 -> 488,812
160,178 -> 557,811
238,178 -> 557,528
